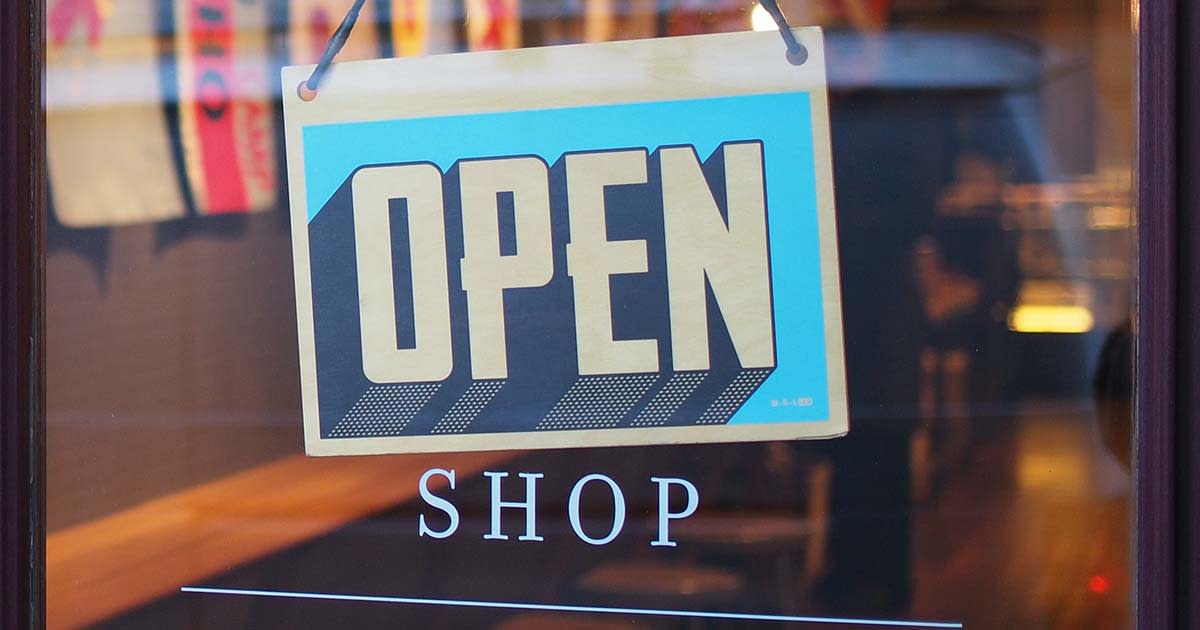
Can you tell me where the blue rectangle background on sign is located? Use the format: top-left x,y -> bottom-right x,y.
301,91 -> 831,425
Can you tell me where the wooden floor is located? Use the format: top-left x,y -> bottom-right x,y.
910,405 -> 1132,629
47,450 -> 516,629
47,403 -> 1132,629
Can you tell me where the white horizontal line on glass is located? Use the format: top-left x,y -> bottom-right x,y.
180,586 -> 964,628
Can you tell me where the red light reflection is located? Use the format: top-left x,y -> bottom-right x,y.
1087,575 -> 1111,595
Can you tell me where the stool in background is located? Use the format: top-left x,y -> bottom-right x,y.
669,459 -> 832,613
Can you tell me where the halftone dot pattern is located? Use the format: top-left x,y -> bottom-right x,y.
696,368 -> 773,425
430,380 -> 505,434
536,374 -> 659,431
630,371 -> 707,427
330,383 -> 441,438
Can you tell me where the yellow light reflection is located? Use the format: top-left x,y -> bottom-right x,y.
1018,452 -> 1089,495
1088,205 -> 1131,229
1008,305 -> 1095,334
750,5 -> 776,32
1015,420 -> 1096,498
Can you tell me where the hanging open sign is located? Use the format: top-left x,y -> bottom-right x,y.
282,29 -> 847,455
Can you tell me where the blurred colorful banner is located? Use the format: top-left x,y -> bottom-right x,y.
467,0 -> 520,50
174,0 -> 276,215
46,0 -> 189,227
287,0 -> 385,64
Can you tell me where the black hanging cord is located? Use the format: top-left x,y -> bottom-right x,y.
302,0 -> 368,97
757,0 -> 807,65
302,0 -> 805,97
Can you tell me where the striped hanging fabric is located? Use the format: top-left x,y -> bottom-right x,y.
47,0 -> 189,227
173,0 -> 277,215
288,0 -> 385,64
584,0 -> 656,42
466,0 -> 520,50
390,0 -> 431,56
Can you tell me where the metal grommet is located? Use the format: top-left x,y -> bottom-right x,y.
298,81 -> 318,102
786,45 -> 808,66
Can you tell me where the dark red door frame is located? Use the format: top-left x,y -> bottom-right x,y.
1137,0 -> 1200,628
0,0 -> 44,628
1174,4 -> 1200,626
0,0 -> 1195,628
1177,2 -> 1200,623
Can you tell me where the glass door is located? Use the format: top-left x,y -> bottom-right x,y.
23,0 -> 1157,628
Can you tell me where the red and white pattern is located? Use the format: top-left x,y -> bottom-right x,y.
467,0 -> 520,51
174,0 -> 276,214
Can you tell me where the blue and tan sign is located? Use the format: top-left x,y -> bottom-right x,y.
283,30 -> 847,455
